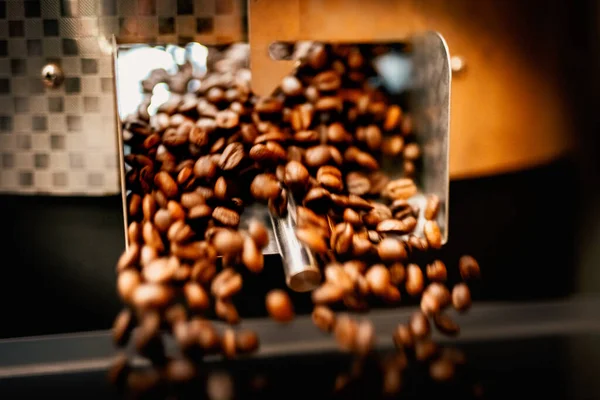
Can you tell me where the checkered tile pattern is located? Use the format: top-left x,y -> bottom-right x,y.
0,0 -> 245,195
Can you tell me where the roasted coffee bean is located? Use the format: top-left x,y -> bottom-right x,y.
117,244 -> 140,271
154,171 -> 178,198
142,194 -> 157,222
143,222 -> 164,252
215,298 -> 240,324
407,235 -> 429,252
364,125 -> 382,151
191,259 -> 217,284
184,282 -> 210,311
218,142 -> 245,171
250,173 -> 281,201
193,156 -> 218,179
355,320 -> 375,355
127,222 -> 141,244
167,200 -> 185,221
330,223 -> 354,254
368,230 -> 382,243
295,227 -> 328,253
403,142 -> 421,161
248,219 -> 269,249
177,166 -> 193,186
312,305 -> 336,333
211,268 -> 243,299
153,209 -> 172,233
167,220 -> 194,243
346,172 -> 371,196
165,359 -> 197,384
424,194 -> 440,220
281,75 -> 303,96
242,235 -> 264,273
212,206 -> 240,227
324,263 -> 354,293
266,289 -> 295,323
383,105 -> 402,131
376,217 -> 416,234
216,110 -> 239,129
327,122 -> 351,143
352,235 -> 372,257
221,328 -> 237,358
334,315 -> 358,352
382,135 -> 405,156
268,187 -> 288,217
425,282 -> 451,309
420,291 -> 440,316
164,304 -> 187,328
303,187 -> 331,213
367,171 -> 389,196
406,263 -> 424,296
180,192 -> 205,209
452,283 -> 472,312
312,283 -> 345,304
424,220 -> 442,249
284,161 -> 310,192
343,208 -> 361,226
256,97 -> 283,114
383,178 -> 417,200
236,330 -> 260,354
433,312 -> 460,336
377,238 -> 407,262
293,129 -> 319,143
459,255 -> 481,280
363,203 -> 392,227
426,260 -> 447,281
140,245 -> 158,267
112,308 -> 135,347
409,312 -> 430,339
403,160 -> 416,177
389,262 -> 406,285
171,241 -> 210,260
365,264 -> 391,296
154,190 -> 168,208
132,283 -> 174,310
392,324 -> 414,349
304,145 -> 333,167
314,70 -> 341,92
415,339 -> 438,361
143,256 -> 179,284
429,358 -> 455,382
290,104 -> 314,131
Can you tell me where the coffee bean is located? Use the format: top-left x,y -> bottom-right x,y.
429,358 -> 455,382
426,260 -> 447,281
421,291 -> 440,316
140,245 -> 158,267
352,235 -> 372,257
219,142 -> 244,170
392,324 -> 414,350
312,282 -> 345,304
377,238 -> 407,262
425,282 -> 451,309
365,264 -> 391,296
167,220 -> 194,243
312,305 -> 336,333
142,194 -> 157,222
284,161 -> 310,192
216,110 -> 239,129
268,187 -> 288,217
389,262 -> 406,285
215,298 -> 240,324
324,263 -> 354,293
127,222 -> 141,245
250,173 -> 281,201
256,97 -> 284,114
314,70 -> 341,92
154,189 -> 168,208
154,171 -> 178,199
291,104 -> 314,131
191,259 -> 217,284
184,282 -> 210,311
382,285 -> 402,303
248,219 -> 269,249
236,330 -> 260,354
405,264 -> 424,296
424,220 -> 442,249
305,145 -> 332,167
363,203 -> 392,227
403,160 -> 416,177
452,283 -> 472,312
211,268 -> 243,298
133,312 -> 162,361
330,223 -> 354,254
112,308 -> 135,347
165,359 -> 197,384
346,172 -> 371,196
403,143 -> 421,161
342,208 -> 361,226
153,209 -> 172,233
266,289 -> 295,323
459,255 -> 481,280
132,283 -> 174,309
433,312 -> 460,336
383,105 -> 402,131
193,156 -> 217,179
212,206 -> 240,227
302,187 -> 331,213
142,222 -> 164,252
242,235 -> 264,273
281,75 -> 303,96
407,234 -> 429,252
409,312 -> 430,339
376,218 -> 416,235
171,241 -> 210,260
164,304 -> 187,327
365,125 -> 382,151
117,244 -> 140,272
382,135 -> 405,156
334,315 -> 358,352
327,122 -> 351,143
107,353 -> 130,388
143,256 -> 179,284
424,194 -> 440,220
383,178 -> 417,200
355,320 -> 375,355
167,200 -> 185,221
295,227 -> 328,253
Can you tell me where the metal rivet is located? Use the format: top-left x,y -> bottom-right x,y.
41,63 -> 64,89
450,56 -> 467,75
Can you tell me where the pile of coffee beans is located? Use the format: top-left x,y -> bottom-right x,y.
112,42 -> 481,395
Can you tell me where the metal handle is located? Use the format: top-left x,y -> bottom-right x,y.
269,196 -> 322,293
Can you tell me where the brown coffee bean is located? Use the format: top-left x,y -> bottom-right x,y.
304,145 -> 332,167
345,172 -> 371,196
441,347 -> 467,365
312,283 -> 345,304
249,141 -> 287,163
459,255 -> 481,280
112,308 -> 135,347
330,223 -> 354,254
142,194 -> 157,222
383,105 -> 402,131
236,330 -> 260,354
355,150 -> 379,170
167,220 -> 194,243
426,260 -> 447,281
364,125 -> 382,151
256,97 -> 283,114
351,235 -> 372,257
407,235 -> 429,253
266,289 -> 295,323
314,70 -> 341,92
143,256 -> 179,284
389,262 -> 406,285
382,135 -> 405,156
117,244 -> 140,271
250,173 -> 281,201
365,264 -> 391,296
220,328 -> 237,358
134,311 -> 165,362
215,298 -> 240,325
140,245 -> 158,267
312,305 -> 336,333
142,222 -> 164,252
367,230 -> 382,243
281,75 -> 303,96
293,129 -> 319,143
295,227 -> 328,254
324,263 -> 354,293
154,189 -> 168,208
242,235 -> 264,273
215,110 -> 239,129
248,219 -> 269,249
211,268 -> 243,298
392,324 -> 414,349
180,192 -> 205,210
132,283 -> 174,309
409,312 -> 431,339
415,339 -> 438,361
424,194 -> 440,220
334,315 -> 358,352
303,187 -> 332,213
452,283 -> 472,312
154,171 -> 178,199
433,312 -> 460,336
405,263 -> 424,296
290,103 -> 314,131
212,206 -> 240,227
363,203 -> 392,227
425,282 -> 451,309
171,241 -> 210,260
421,291 -> 440,316
403,142 -> 421,160
376,218 -> 416,235
193,156 -> 217,179
240,123 -> 258,144
377,238 -> 407,262
127,222 -> 141,244
268,187 -> 288,217
164,304 -> 187,327
284,161 -> 310,192
183,282 -> 210,311
167,200 -> 185,221
176,164 -> 194,186
355,320 -> 375,355
424,220 -> 442,249
327,122 -> 351,143
165,359 -> 196,384
191,259 -> 217,284
188,204 -> 212,221
218,142 -> 244,171
383,178 -> 417,200
342,208 -> 361,226
153,209 -> 171,233
429,358 -> 455,382
128,194 -> 142,219
382,285 -> 402,303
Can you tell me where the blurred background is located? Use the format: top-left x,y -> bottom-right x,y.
0,0 -> 598,341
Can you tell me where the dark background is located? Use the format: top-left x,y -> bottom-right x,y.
0,0 -> 599,339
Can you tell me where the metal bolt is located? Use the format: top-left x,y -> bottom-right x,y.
450,56 -> 467,75
41,63 -> 64,88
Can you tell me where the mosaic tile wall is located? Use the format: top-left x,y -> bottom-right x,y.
0,0 -> 245,195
